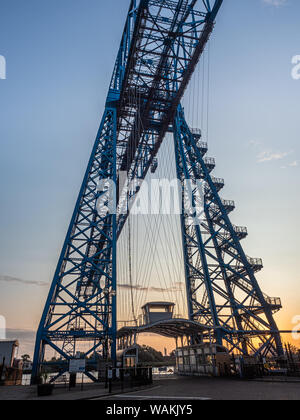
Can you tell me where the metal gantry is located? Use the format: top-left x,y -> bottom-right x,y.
32,0 -> 283,382
173,106 -> 283,357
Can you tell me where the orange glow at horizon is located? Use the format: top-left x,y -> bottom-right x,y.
136,311 -> 300,355
137,334 -> 177,355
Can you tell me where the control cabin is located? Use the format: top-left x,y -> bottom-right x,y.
142,302 -> 175,325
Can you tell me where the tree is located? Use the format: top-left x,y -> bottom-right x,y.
137,345 -> 164,363
288,344 -> 300,354
21,354 -> 31,362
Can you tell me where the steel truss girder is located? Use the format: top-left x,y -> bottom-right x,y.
173,106 -> 283,357
32,0 -> 225,383
32,108 -> 118,381
33,0 -> 283,383
111,0 -> 224,202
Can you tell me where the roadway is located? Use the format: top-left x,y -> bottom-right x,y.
94,376 -> 300,401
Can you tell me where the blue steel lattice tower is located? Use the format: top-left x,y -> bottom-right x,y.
32,0 -> 283,382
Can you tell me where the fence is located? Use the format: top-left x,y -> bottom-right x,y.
104,367 -> 153,393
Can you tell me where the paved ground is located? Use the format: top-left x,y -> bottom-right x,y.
1,376 -> 300,400
95,377 -> 300,401
0,383 -> 113,400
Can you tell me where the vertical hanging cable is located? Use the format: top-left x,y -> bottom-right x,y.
206,41 -> 211,144
128,213 -> 138,325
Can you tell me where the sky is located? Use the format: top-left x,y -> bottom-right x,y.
0,0 -> 299,356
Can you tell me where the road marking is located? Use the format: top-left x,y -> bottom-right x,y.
102,394 -> 211,401
112,385 -> 162,395
94,385 -> 211,400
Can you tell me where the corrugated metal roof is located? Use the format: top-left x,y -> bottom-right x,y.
117,319 -> 212,339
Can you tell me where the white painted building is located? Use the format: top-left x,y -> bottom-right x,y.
0,340 -> 19,368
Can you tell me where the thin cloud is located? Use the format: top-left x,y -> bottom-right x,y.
6,329 -> 36,357
280,161 -> 298,169
0,275 -> 185,292
257,150 -> 292,163
263,0 -> 287,6
119,282 -> 184,293
0,275 -> 49,287
6,328 -> 36,341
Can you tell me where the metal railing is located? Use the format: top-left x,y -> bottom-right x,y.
265,297 -> 282,307
204,157 -> 216,166
196,141 -> 208,152
232,225 -> 248,235
222,200 -> 235,209
191,128 -> 202,137
211,177 -> 225,186
118,313 -> 186,329
247,257 -> 263,267
105,367 -> 153,393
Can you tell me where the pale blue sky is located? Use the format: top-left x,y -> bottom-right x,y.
0,0 -> 299,354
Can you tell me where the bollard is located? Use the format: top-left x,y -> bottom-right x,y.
121,369 -> 124,392
81,373 -> 84,391
69,373 -> 77,389
105,367 -> 108,389
108,368 -> 113,394
149,367 -> 153,384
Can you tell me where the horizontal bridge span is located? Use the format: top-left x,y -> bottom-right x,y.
108,0 -> 224,237
117,318 -> 213,338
